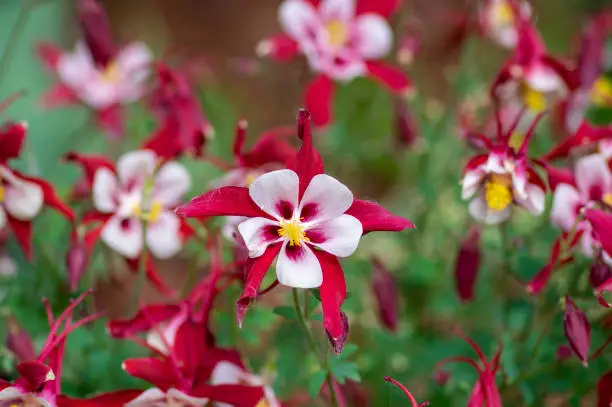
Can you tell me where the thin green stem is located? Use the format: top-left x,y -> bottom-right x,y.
499,222 -> 512,331
130,222 -> 148,315
0,3 -> 33,90
292,288 -> 338,407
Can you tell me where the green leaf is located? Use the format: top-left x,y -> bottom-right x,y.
330,360 -> 361,384
273,306 -> 297,320
308,371 -> 327,398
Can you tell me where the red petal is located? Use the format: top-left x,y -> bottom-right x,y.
365,62 -> 413,94
107,304 -> 181,338
598,371 -> 612,407
191,384 -> 265,407
96,105 -> 123,139
525,264 -> 554,295
7,216 -> 33,260
326,311 -> 349,354
16,361 -> 54,389
77,0 -> 117,67
57,390 -> 144,407
36,42 -> 63,70
289,109 -> 325,199
305,75 -> 334,127
233,119 -> 248,159
177,186 -> 267,219
541,121 -> 612,161
84,224 -> 104,252
585,209 -> 612,256
174,318 -> 208,378
39,84 -> 78,109
545,163 -> 576,190
454,227 -> 481,302
596,278 -> 612,308
346,199 -> 414,233
257,34 -> 300,62
122,357 -> 179,391
563,295 -> 591,366
64,151 -> 115,188
197,348 -> 245,380
236,243 -> 282,326
316,250 -> 347,341
240,126 -> 297,168
0,121 -> 27,163
355,0 -> 401,17
14,171 -> 75,222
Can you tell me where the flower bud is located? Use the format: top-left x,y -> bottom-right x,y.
371,257 -> 398,331
66,235 -> 89,292
432,370 -> 450,386
563,295 -> 591,366
326,311 -> 349,354
454,227 -> 481,302
556,345 -> 572,361
5,315 -> 35,363
590,261 -> 612,289
77,0 -> 116,67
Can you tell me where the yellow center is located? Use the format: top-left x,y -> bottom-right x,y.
521,84 -> 547,112
591,77 -> 612,106
278,219 -> 309,246
255,400 -> 270,407
0,185 -> 4,203
132,201 -> 163,223
245,172 -> 258,187
325,20 -> 349,48
101,62 -> 120,83
485,174 -> 513,211
603,193 -> 612,207
492,1 -> 514,25
508,131 -> 525,153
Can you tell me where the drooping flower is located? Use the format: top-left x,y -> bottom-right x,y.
371,257 -> 399,331
5,314 -> 36,364
0,121 -> 74,258
478,0 -> 531,49
65,228 -> 90,292
38,0 -> 153,137
177,109 -> 413,345
258,0 -> 412,126
563,295 -> 591,366
454,226 -> 481,302
384,376 -> 429,407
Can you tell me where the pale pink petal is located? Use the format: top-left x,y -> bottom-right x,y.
166,389 -> 209,405
0,387 -> 23,401
237,217 -> 282,257
321,52 -> 366,81
308,214 -> 362,257
526,63 -> 563,93
575,154 -> 612,198
276,242 -> 322,288
279,0 -> 320,41
551,184 -> 583,231
300,174 -> 353,224
222,216 -> 249,245
483,152 -> 506,173
320,0 -> 356,22
56,41 -> 95,89
461,169 -> 486,200
116,42 -> 153,80
78,79 -> 119,109
210,361 -> 246,385
93,167 -> 119,213
600,140 -> 612,159
101,215 -> 143,259
146,211 -> 182,259
209,168 -> 248,189
581,228 -> 596,259
153,162 -> 191,207
117,150 -> 157,187
124,388 -> 166,407
469,195 -> 511,225
515,184 -> 545,215
353,14 -> 392,59
511,164 -> 528,199
0,207 -> 6,230
1,169 -> 43,220
249,169 -> 299,219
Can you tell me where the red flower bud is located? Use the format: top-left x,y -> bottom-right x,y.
432,370 -> 450,386
598,371 -> 612,407
454,227 -> 481,302
77,0 -> 117,67
371,257 -> 398,331
66,236 -> 89,292
5,315 -> 35,364
394,98 -> 420,148
326,311 -> 349,354
563,295 -> 591,366
590,261 -> 612,290
556,345 -> 572,361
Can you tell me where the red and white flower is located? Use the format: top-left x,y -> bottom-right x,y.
478,0 -> 531,49
258,0 -> 411,126
177,110 -> 413,344
210,361 -> 281,407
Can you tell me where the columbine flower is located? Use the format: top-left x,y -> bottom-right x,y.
38,0 -> 152,137
177,110 -> 413,344
0,121 -> 74,258
258,0 -> 412,126
478,0 -> 531,49
563,295 -> 591,366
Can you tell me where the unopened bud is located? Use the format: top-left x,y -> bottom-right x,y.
5,315 -> 35,363
66,234 -> 89,292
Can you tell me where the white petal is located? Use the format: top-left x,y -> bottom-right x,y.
279,0 -> 320,41
300,174 -> 353,224
275,242 -> 323,288
125,388 -> 166,407
461,169 -> 486,200
78,79 -> 119,109
320,0 -> 355,21
57,41 -> 95,88
153,162 -> 191,207
0,252 -> 15,277
526,63 -> 563,93
308,214 -> 362,257
116,42 -> 153,79
249,169 -> 299,219
210,361 -> 246,385
117,150 -> 157,187
484,152 -> 506,173
575,154 -> 612,197
237,217 -> 282,258
581,227 -> 595,259
166,389 -> 209,406
515,184 -> 545,215
600,140 -> 612,159
468,195 -> 511,225
93,167 -> 119,213
550,184 -> 583,231
209,168 -> 247,189
101,215 -> 143,259
0,207 -> 5,230
354,14 -> 392,59
0,386 -> 23,401
2,169 -> 44,220
146,211 -> 182,259
320,53 -> 366,81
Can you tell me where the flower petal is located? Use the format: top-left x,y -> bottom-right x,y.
121,389 -> 165,407
345,199 -> 414,233
256,34 -> 300,62
515,184 -> 546,216
279,0 -> 320,41
249,169 -> 299,219
320,0 -> 355,21
468,196 -> 511,225
461,169 -> 486,200
2,169 -> 44,220
551,184 -> 583,231
308,214 -> 362,257
291,110 -> 326,201
585,209 -> 612,257
146,211 -> 183,259
210,361 -> 245,385
15,172 -> 75,222
153,162 -> 191,207
190,384 -> 265,407
0,122 -> 27,163
575,154 -> 612,199
122,358 -> 178,391
107,303 -> 182,338
237,217 -> 282,258
116,42 -> 153,80
355,0 -> 400,16
117,150 -> 157,187
177,186 -> 267,219
101,215 -> 143,259
93,167 -> 119,213
316,249 -> 347,340
0,208 -> 5,230
365,61 -> 412,94
354,14 -> 392,59
276,242 -> 322,288
6,217 -> 33,260
57,42 -> 95,89
300,174 -> 353,224
305,75 -> 334,127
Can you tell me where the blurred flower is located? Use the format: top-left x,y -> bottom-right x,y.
258,0 -> 412,126
556,345 -> 572,361
394,97 -> 420,149
541,121 -> 612,161
65,228 -> 90,292
563,295 -> 591,366
5,314 -> 36,364
396,33 -> 420,66
454,226 -> 481,302
0,121 -> 74,259
432,370 -> 450,386
384,376 -> 429,407
177,110 -> 413,348
38,0 -> 153,138
590,260 -> 612,289
598,371 -> 612,407
144,64 -> 213,159
478,0 -> 531,49
371,257 -> 398,331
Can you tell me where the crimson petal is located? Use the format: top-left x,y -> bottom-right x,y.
346,199 -> 414,233
585,209 -> 612,256
0,121 -> 27,163
316,250 -> 347,342
16,361 -> 55,390
122,357 -> 179,391
64,151 -> 115,188
57,390 -> 144,407
14,171 -> 75,222
191,384 -> 265,407
598,371 -> 612,407
177,186 -> 267,219
39,84 -> 78,109
454,227 -> 481,302
305,75 -> 334,127
355,0 -> 401,17
365,62 -> 413,95
96,104 -> 123,139
77,0 -> 117,66
563,295 -> 591,366
107,303 -> 181,338
36,42 -> 63,71
7,216 -> 33,260
258,34 -> 300,62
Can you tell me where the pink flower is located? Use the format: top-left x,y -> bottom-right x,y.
478,0 -> 531,49
258,0 -> 411,126
38,0 -> 153,137
177,110 -> 413,342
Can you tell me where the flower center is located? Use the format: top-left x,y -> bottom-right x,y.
591,76 -> 612,106
492,1 -> 514,26
325,20 -> 349,48
245,172 -> 258,187
521,84 -> 547,112
508,131 -> 525,153
255,400 -> 270,407
0,185 -> 4,203
278,219 -> 309,246
485,174 -> 513,211
603,193 -> 612,207
101,62 -> 120,83
132,200 -> 163,223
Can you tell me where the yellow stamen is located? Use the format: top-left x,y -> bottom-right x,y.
278,219 -> 309,246
132,201 -> 163,223
256,400 -> 270,407
492,1 -> 514,26
485,174 -> 513,211
591,77 -> 612,106
325,20 -> 349,48
0,185 -> 4,203
45,370 -> 56,382
245,172 -> 258,187
508,131 -> 525,153
603,193 -> 612,207
521,84 -> 547,112
101,62 -> 120,83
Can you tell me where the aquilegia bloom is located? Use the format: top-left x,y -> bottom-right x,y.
177,110 -> 413,343
258,0 -> 412,126
478,0 -> 531,49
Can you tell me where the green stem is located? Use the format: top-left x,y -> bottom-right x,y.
292,288 -> 338,407
499,222 -> 512,330
0,2 -> 32,90
130,222 -> 148,315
